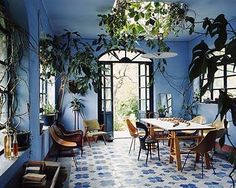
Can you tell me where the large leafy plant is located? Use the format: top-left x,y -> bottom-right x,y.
187,15 -> 236,178
187,14 -> 236,125
97,0 -> 189,51
39,30 -> 102,95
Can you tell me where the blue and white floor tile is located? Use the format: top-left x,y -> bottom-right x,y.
68,139 -> 235,188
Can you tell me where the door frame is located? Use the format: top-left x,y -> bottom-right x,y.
98,49 -> 153,136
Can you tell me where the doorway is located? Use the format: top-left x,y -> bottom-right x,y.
98,49 -> 153,138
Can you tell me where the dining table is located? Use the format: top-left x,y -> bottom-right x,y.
141,118 -> 215,171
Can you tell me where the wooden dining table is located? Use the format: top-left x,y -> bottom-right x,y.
141,118 -> 215,171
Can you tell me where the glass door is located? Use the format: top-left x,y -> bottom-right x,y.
98,63 -> 113,136
138,63 -> 153,119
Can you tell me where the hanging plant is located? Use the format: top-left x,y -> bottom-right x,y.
97,0 -> 190,51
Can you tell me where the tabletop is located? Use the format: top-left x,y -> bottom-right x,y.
141,118 -> 215,131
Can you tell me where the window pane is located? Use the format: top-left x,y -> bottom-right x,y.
227,89 -> 236,97
202,90 -> 211,102
213,78 -> 224,89
140,100 -> 145,111
106,100 -> 112,111
47,77 -> 55,105
140,64 -> 145,75
141,88 -> 145,99
105,88 -> 111,99
0,64 -> 8,89
227,64 -> 236,76
0,32 -> 7,61
105,77 -> 111,87
215,66 -> 224,77
146,99 -> 150,110
213,90 -> 220,101
140,76 -> 145,87
105,64 -> 111,75
146,88 -> 150,99
0,93 -> 8,124
227,76 -> 236,88
146,66 -> 149,75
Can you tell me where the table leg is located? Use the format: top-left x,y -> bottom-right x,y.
169,131 -> 182,170
169,132 -> 174,163
195,130 -> 203,163
205,153 -> 211,169
173,132 -> 182,170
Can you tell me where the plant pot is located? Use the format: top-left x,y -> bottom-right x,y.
17,130 -> 30,151
159,113 -> 166,118
42,114 -> 55,126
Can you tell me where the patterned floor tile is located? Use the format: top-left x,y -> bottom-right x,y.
64,139 -> 235,188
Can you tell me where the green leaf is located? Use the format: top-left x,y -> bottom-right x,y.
188,41 -> 209,82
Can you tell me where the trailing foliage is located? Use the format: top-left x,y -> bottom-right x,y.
97,0 -> 189,51
39,30 -> 105,96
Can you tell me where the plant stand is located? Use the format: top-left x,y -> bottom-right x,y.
73,110 -> 79,130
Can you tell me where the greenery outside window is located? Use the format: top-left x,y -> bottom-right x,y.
201,49 -> 236,102
39,69 -> 55,111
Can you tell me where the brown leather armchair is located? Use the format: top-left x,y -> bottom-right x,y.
49,125 -> 83,169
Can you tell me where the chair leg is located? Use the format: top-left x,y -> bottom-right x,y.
129,138 -> 134,154
201,154 -> 204,179
138,147 -> 141,161
149,144 -> 152,159
81,148 -> 83,157
86,136 -> 91,147
146,146 -> 150,164
210,153 -> 216,175
73,157 -> 78,170
102,135 -> 107,145
181,152 -> 190,172
157,141 -> 160,161
134,137 -> 136,151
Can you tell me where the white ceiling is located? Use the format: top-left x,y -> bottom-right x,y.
42,0 -> 236,41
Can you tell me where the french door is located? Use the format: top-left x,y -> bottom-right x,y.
98,50 -> 153,136
98,63 -> 113,136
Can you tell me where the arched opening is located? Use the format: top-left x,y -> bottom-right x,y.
98,49 -> 153,138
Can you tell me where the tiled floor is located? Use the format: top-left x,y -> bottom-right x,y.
67,138 -> 235,188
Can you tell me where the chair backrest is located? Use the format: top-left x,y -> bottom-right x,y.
126,119 -> 138,137
136,122 -> 148,150
190,115 -> 206,124
216,128 -> 226,139
49,126 -> 77,147
192,130 -> 217,153
83,119 -> 100,131
212,119 -> 224,130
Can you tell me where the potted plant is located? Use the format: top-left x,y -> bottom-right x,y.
41,103 -> 56,126
186,14 -> 236,186
158,105 -> 166,118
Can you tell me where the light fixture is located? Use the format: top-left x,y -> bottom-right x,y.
141,51 -> 177,59
141,33 -> 178,59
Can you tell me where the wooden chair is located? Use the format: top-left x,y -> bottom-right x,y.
182,115 -> 206,135
126,119 -> 139,154
203,119 -> 224,136
136,122 -> 160,164
181,130 -> 218,178
56,122 -> 83,136
83,119 -> 107,147
147,112 -> 167,144
49,125 -> 83,169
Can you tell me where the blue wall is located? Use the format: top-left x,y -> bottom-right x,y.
0,0 -> 53,187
